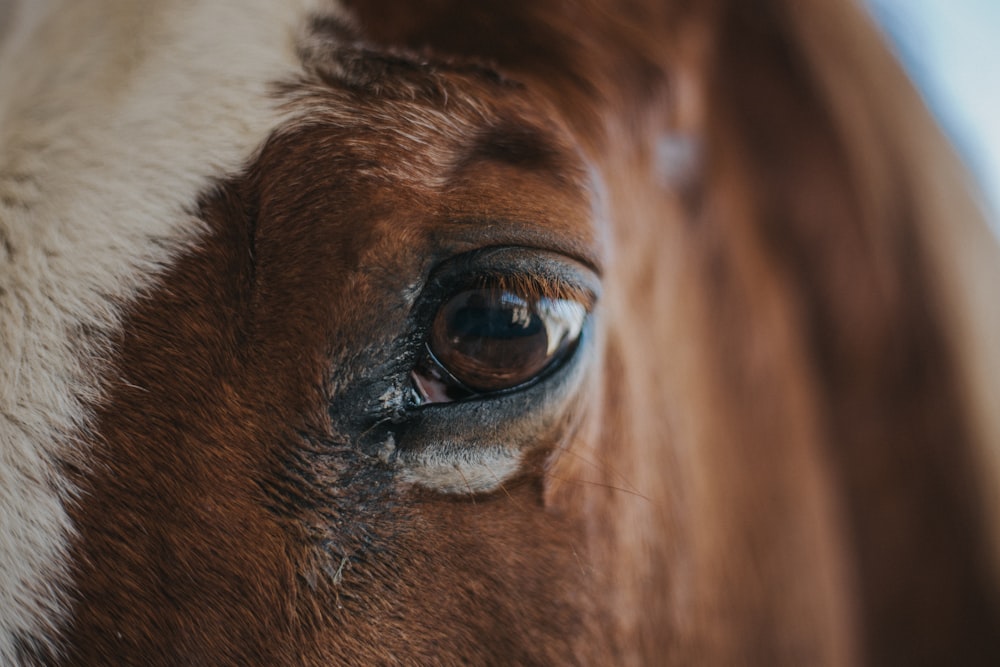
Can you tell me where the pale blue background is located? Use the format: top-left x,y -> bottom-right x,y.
868,0 -> 1000,233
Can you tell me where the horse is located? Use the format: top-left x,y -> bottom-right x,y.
2,0 -> 999,663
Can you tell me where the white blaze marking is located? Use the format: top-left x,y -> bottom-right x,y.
0,0 -> 335,659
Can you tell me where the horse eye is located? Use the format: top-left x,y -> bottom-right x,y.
411,286 -> 588,404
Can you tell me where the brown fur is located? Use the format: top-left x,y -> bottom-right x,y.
50,1 -> 1000,664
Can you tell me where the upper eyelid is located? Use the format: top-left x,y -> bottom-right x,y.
461,272 -> 597,310
421,246 -> 601,306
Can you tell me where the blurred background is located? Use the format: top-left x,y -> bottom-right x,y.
867,0 -> 1000,235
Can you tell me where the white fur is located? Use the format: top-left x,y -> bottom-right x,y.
0,0 -> 334,659
397,444 -> 526,495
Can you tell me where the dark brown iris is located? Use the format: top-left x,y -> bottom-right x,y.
411,286 -> 587,403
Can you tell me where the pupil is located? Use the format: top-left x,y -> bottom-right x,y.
448,293 -> 544,342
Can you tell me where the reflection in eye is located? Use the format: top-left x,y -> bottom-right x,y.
411,285 -> 588,404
